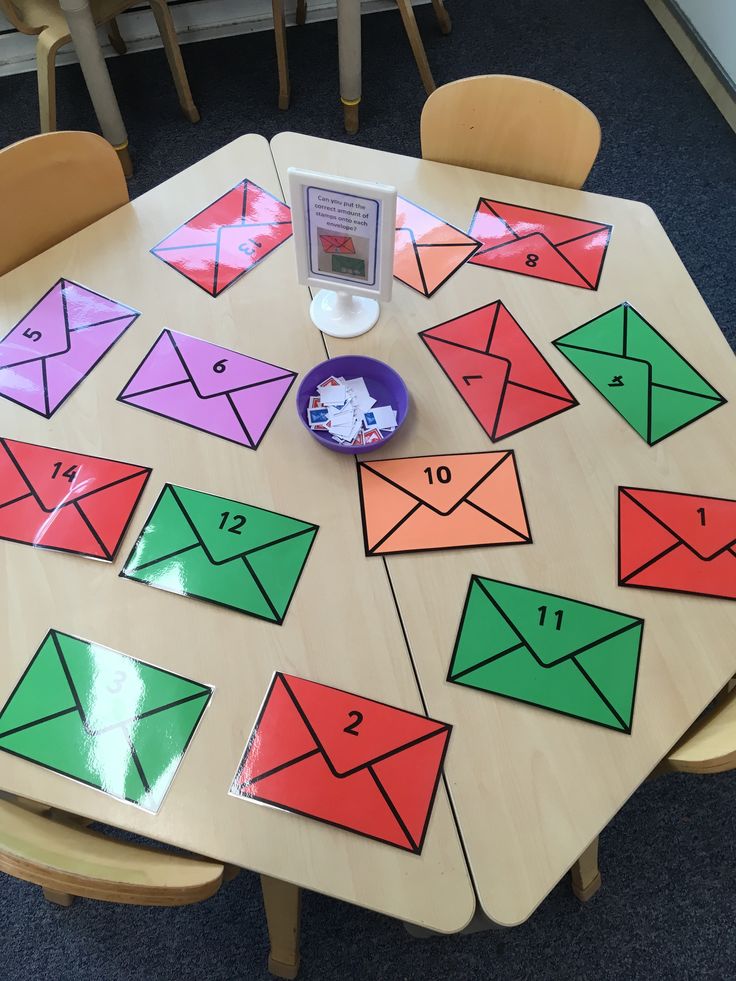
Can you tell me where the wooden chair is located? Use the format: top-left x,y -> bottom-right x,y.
0,0 -> 198,137
420,75 -> 601,189
0,797 -> 302,978
571,686 -> 736,902
0,131 -> 130,275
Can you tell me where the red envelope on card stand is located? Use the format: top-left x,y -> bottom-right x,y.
319,235 -> 355,254
230,673 -> 451,852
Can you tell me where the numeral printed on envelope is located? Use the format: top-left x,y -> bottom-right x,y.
525,253 -> 539,268
538,605 -> 564,630
219,511 -> 247,534
343,711 -> 363,736
22,328 -> 42,342
238,239 -> 263,257
697,507 -> 706,526
51,462 -> 80,482
423,466 -> 452,485
106,670 -> 126,694
213,359 -> 228,374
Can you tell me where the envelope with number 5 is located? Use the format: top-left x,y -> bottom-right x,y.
230,672 -> 451,852
357,450 -> 531,555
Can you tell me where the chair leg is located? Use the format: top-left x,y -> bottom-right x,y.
395,0 -> 435,95
148,0 -> 200,122
36,32 -> 64,132
431,0 -> 451,34
296,0 -> 307,27
272,0 -> 290,109
43,888 -> 75,907
107,17 -> 127,55
260,874 -> 301,980
571,837 -> 602,902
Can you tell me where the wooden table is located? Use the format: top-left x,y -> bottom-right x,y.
270,132 -> 736,926
0,135 -> 474,934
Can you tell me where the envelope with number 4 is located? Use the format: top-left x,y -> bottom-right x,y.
619,487 -> 736,600
230,672 -> 451,852
357,450 -> 531,555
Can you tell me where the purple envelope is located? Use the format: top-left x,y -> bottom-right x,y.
117,329 -> 297,449
0,279 -> 139,418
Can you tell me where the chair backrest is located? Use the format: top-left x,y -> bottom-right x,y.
0,131 -> 129,276
420,75 -> 601,189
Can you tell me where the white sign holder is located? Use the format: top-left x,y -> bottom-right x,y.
288,168 -> 397,338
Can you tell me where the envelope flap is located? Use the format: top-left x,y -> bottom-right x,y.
186,181 -> 248,232
0,632 -> 76,735
243,180 -> 292,225
396,196 -> 478,246
2,438 -> 148,512
169,330 -> 295,399
0,280 -> 70,368
61,280 -> 137,330
488,303 -> 576,400
554,305 -> 626,354
477,578 -> 642,666
282,675 -> 448,777
482,200 -> 610,243
623,488 -> 736,559
361,452 -> 511,515
171,485 -> 316,564
421,303 -> 498,351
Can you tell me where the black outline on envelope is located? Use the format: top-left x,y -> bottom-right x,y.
229,672 -> 452,854
0,278 -> 139,418
419,300 -> 578,441
356,450 -> 533,557
467,198 -> 613,291
120,483 -> 319,626
0,629 -> 212,812
117,329 -> 297,451
553,302 -> 726,445
0,437 -> 151,561
618,486 -> 736,601
447,576 -> 644,734
150,179 -> 293,297
394,195 -> 481,298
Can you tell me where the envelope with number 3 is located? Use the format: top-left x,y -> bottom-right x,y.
230,672 -> 451,852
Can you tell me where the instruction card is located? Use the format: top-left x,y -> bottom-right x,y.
118,329 -> 296,449
150,179 -> 293,296
0,279 -> 139,418
393,196 -> 480,297
0,630 -> 212,812
468,199 -> 612,290
420,301 -> 578,440
553,302 -> 725,444
121,484 -> 318,625
0,437 -> 150,561
619,487 -> 736,601
448,577 -> 643,732
230,672 -> 451,853
358,451 -> 531,555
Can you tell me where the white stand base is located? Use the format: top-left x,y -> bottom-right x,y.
310,290 -> 380,338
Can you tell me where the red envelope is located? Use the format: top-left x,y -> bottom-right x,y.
319,235 -> 355,255
230,673 -> 451,852
419,301 -> 577,440
0,437 -> 151,561
468,198 -> 612,290
619,487 -> 736,601
151,179 -> 293,297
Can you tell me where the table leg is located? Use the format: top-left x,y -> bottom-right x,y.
57,0 -> 132,177
260,874 -> 301,979
336,0 -> 361,135
570,837 -> 602,901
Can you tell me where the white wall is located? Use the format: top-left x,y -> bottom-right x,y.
674,0 -> 736,83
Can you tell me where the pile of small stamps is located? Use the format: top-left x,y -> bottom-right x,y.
306,374 -> 398,446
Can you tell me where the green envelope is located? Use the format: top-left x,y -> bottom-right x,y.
447,577 -> 644,732
553,302 -> 725,445
0,630 -> 212,811
121,484 -> 318,624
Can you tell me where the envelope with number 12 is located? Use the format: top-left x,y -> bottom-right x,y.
357,451 -> 531,555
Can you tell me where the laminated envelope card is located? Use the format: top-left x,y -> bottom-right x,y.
357,451 -> 531,555
118,329 -> 296,449
619,487 -> 736,601
553,302 -> 725,445
0,437 -> 150,561
230,672 -> 451,853
468,198 -> 612,289
0,630 -> 212,811
151,179 -> 293,296
394,196 -> 480,297
0,279 -> 139,417
121,484 -> 318,624
448,577 -> 644,733
419,301 -> 577,440
319,234 -> 355,254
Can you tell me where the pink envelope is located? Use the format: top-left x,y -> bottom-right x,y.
118,329 -> 297,449
0,279 -> 139,418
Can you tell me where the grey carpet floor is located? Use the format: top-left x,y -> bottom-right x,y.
1,1 -> 736,978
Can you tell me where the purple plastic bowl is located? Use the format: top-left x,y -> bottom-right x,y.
296,355 -> 409,455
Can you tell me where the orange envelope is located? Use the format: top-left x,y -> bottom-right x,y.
319,235 -> 355,254
357,451 -> 531,555
394,196 -> 481,297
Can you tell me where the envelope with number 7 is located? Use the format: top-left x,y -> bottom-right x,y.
448,577 -> 644,732
121,484 -> 318,624
230,672 -> 451,852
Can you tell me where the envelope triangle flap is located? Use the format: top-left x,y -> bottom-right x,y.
396,196 -> 478,246
574,625 -> 643,730
61,281 -> 137,330
282,675 -> 447,777
183,182 -> 247,233
0,633 -> 76,736
624,488 -> 736,559
421,303 -> 498,350
238,675 -> 320,783
490,304 -> 575,401
0,281 -> 69,368
482,200 -> 610,242
243,180 -> 292,224
169,330 -> 295,399
476,579 -> 642,666
554,306 -> 626,355
120,331 -> 190,397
